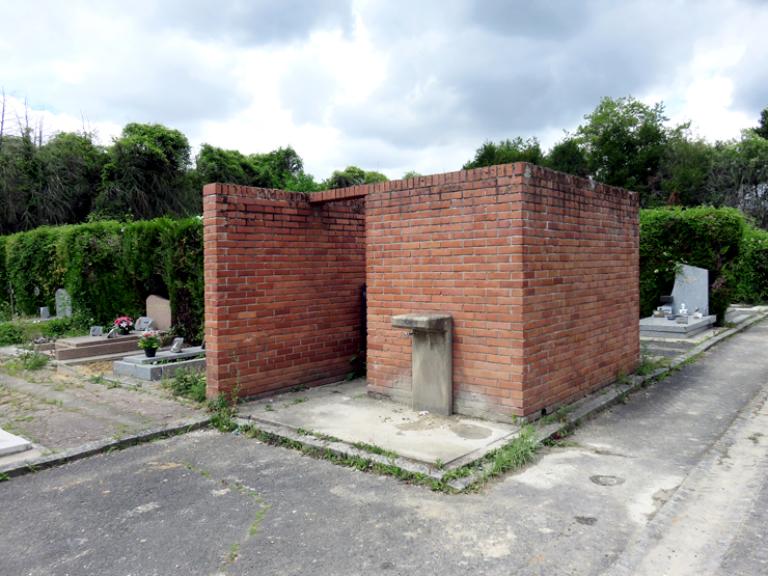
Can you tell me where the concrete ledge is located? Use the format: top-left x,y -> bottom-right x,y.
0,417 -> 211,480
392,313 -> 452,332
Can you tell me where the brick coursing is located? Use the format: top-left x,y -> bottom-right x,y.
203,162 -> 639,420
365,163 -> 639,419
203,183 -> 365,398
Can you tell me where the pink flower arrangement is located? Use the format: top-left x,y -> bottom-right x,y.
138,330 -> 160,350
113,315 -> 134,334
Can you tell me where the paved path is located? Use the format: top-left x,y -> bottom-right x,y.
2,321 -> 768,575
0,362 -> 203,465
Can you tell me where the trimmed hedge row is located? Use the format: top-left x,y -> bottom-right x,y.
640,206 -> 768,324
0,217 -> 204,342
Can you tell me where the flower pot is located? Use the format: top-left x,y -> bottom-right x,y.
118,328 -> 131,336
144,347 -> 157,358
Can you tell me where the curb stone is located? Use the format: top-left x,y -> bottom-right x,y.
0,416 -> 211,480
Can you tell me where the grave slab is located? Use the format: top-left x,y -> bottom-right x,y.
639,314 -> 717,339
0,428 -> 32,457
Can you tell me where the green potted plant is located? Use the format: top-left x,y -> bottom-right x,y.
138,330 -> 160,357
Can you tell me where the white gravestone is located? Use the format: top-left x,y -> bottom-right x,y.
671,264 -> 709,316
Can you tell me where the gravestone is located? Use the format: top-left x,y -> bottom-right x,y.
54,288 -> 72,318
671,264 -> 709,315
39,306 -> 50,320
89,326 -> 103,337
170,337 -> 184,353
134,316 -> 156,332
146,295 -> 171,331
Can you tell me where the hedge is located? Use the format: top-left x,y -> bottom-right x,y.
0,217 -> 203,342
640,206 -> 761,324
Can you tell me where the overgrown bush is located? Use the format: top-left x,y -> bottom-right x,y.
0,322 -> 24,345
0,217 -> 204,343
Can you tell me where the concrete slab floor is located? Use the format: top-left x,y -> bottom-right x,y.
238,379 -> 519,467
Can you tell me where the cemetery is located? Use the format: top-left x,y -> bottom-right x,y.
0,163 -> 766,474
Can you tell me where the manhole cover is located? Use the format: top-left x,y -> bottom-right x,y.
590,474 -> 625,487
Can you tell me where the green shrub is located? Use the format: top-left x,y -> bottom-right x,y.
161,218 -> 204,343
727,226 -> 768,304
0,322 -> 24,345
640,207 -> 746,323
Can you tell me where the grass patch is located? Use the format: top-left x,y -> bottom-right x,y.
351,441 -> 398,460
3,349 -> 50,374
89,374 -> 120,389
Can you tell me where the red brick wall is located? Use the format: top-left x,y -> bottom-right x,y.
365,163 -> 638,419
520,165 -> 639,416
203,183 -> 365,399
365,165 -> 528,418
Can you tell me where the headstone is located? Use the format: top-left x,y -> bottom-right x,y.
54,288 -> 72,318
146,295 -> 171,331
39,306 -> 50,319
671,264 -> 709,316
170,337 -> 184,353
90,326 -> 103,337
106,326 -> 119,339
134,316 -> 156,332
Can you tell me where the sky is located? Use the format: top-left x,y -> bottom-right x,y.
1,0 -> 767,180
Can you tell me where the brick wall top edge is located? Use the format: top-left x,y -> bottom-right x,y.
202,183 -> 312,205
205,162 -> 639,207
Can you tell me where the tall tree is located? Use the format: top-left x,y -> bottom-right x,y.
754,106 -> 768,140
576,96 -> 670,204
545,137 -> 589,177
324,166 -> 388,189
463,137 -> 544,169
95,123 -> 196,219
38,132 -> 106,222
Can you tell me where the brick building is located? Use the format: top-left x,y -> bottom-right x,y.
203,162 -> 639,420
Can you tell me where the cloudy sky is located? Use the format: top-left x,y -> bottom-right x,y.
1,0 -> 767,179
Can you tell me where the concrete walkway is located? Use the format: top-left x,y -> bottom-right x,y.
0,360 -> 203,468
2,321 -> 768,575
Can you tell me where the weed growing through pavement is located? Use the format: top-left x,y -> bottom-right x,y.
163,369 -> 207,403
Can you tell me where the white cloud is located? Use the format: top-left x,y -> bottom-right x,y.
1,0 -> 766,180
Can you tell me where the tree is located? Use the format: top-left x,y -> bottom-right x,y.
659,130 -> 713,206
37,132 -> 106,222
324,166 -> 389,189
195,144 -> 260,187
95,123 -> 196,219
463,137 -> 544,169
576,96 -> 670,204
545,137 -> 589,177
707,131 -> 768,227
754,106 -> 768,140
